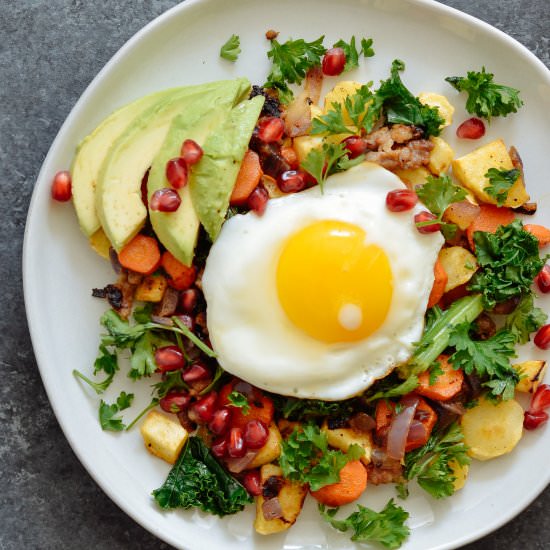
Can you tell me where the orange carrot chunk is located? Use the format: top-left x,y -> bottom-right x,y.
427,258 -> 448,309
524,224 -> 550,248
160,251 -> 196,290
118,234 -> 161,275
417,355 -> 464,401
229,150 -> 263,206
466,204 -> 515,250
310,460 -> 367,507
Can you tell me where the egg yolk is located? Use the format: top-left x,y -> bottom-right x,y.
276,220 -> 393,343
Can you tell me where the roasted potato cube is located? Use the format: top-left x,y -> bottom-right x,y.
449,459 -> 469,491
247,423 -> 282,469
461,396 -> 524,461
323,81 -> 363,124
513,360 -> 547,393
140,410 -> 188,464
254,464 -> 307,535
428,137 -> 454,175
292,135 -> 324,165
452,139 -> 530,208
89,228 -> 111,259
134,274 -> 168,302
321,421 -> 372,465
394,167 -> 431,189
438,246 -> 478,292
418,92 -> 454,127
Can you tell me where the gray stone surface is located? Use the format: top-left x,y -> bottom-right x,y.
0,0 -> 548,549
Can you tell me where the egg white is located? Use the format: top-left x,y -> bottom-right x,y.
202,162 -> 444,400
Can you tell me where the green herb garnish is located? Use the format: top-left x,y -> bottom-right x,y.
484,167 -> 520,205
219,34 -> 241,61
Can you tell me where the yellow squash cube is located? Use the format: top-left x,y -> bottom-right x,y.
140,410 -> 188,464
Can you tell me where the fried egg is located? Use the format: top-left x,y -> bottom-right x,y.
202,162 -> 443,400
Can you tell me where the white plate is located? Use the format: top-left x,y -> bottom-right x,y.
23,0 -> 550,549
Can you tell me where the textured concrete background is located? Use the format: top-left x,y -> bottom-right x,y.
1,1 -> 548,549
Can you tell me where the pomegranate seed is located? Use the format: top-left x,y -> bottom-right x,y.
257,117 -> 285,143
175,314 -> 195,332
180,139 -> 203,166
524,410 -> 548,430
280,146 -> 299,169
343,136 -> 368,159
242,470 -> 262,496
534,324 -> 550,350
188,391 -> 218,424
160,391 -> 191,414
530,384 -> 550,412
535,265 -> 550,294
456,117 -> 485,140
208,407 -> 232,435
149,188 -> 181,212
51,171 -> 72,201
166,157 -> 188,189
180,288 -> 199,313
211,436 -> 228,458
227,427 -> 246,458
247,185 -> 269,215
277,170 -> 307,193
322,47 -> 346,76
386,189 -> 418,212
182,361 -> 210,383
155,345 -> 185,372
244,419 -> 269,449
415,211 -> 441,234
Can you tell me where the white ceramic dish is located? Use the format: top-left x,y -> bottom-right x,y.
23,0 -> 550,548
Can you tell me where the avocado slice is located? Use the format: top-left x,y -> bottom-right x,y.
147,80 -> 251,265
189,94 -> 265,240
96,78 -> 249,251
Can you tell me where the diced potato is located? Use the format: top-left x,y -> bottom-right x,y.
247,423 -> 282,469
89,228 -> 111,259
321,421 -> 372,465
452,139 -> 530,208
428,137 -> 454,175
292,135 -> 324,165
418,92 -> 455,127
449,459 -> 469,491
254,464 -> 307,535
461,396 -> 524,461
134,274 -> 168,302
323,81 -> 363,125
438,246 -> 478,292
513,360 -> 547,393
140,410 -> 188,464
394,167 -> 431,189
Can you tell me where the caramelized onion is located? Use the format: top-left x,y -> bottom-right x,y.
225,450 -> 258,473
262,496 -> 284,520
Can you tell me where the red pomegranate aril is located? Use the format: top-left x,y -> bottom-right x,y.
277,170 -> 307,193
182,361 -> 210,383
534,324 -> 550,350
244,419 -> 269,449
188,391 -> 218,424
247,184 -> 269,215
51,170 -> 72,201
180,288 -> 199,313
208,407 -> 232,435
386,189 -> 418,212
415,211 -> 441,234
524,410 -> 548,430
535,265 -> 550,294
530,384 -> 550,412
180,139 -> 203,166
211,435 -> 228,458
227,427 -> 246,458
155,345 -> 185,372
258,117 -> 285,143
150,188 -> 181,212
160,391 -> 191,414
343,136 -> 368,159
242,470 -> 262,496
166,157 -> 188,189
456,117 -> 485,140
322,47 -> 346,76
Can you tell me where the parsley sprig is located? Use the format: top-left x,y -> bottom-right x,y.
332,36 -> 375,72
484,167 -> 520,205
504,293 -> 547,344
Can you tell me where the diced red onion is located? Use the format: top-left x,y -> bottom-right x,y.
225,450 -> 258,473
262,496 -> 284,520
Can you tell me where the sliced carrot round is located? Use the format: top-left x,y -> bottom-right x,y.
310,460 -> 367,507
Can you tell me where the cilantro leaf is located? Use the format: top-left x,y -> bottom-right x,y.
484,167 -> 520,205
129,331 -> 166,380
445,67 -> 523,120
73,342 -> 119,394
99,391 -> 134,431
100,309 -> 147,348
219,34 -> 241,62
333,36 -> 375,72
319,499 -> 410,549
403,423 -> 470,499
505,293 -> 547,344
227,391 -> 251,414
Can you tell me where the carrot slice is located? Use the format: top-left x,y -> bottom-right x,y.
229,150 -> 263,206
160,251 -> 196,290
524,224 -> 550,248
427,258 -> 448,309
310,460 -> 367,506
118,234 -> 161,275
466,204 -> 515,250
417,355 -> 464,401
